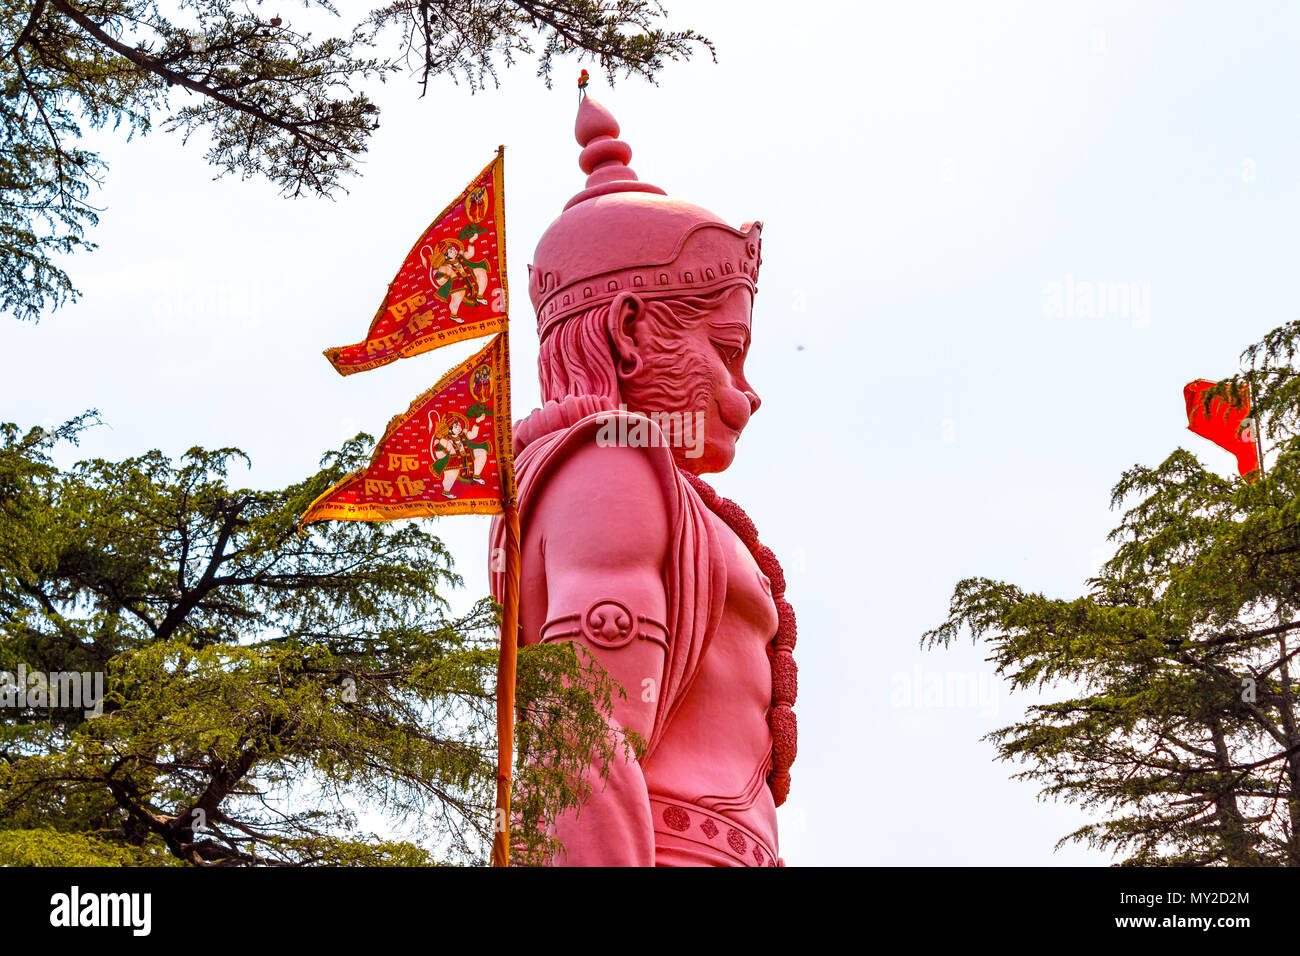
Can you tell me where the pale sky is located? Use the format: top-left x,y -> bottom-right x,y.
5,0 -> 1297,865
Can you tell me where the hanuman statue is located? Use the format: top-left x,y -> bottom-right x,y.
490,95 -> 798,866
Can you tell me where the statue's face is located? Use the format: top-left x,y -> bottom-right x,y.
622,289 -> 761,474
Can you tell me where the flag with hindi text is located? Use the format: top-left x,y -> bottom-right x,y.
302,334 -> 515,525
323,149 -> 508,376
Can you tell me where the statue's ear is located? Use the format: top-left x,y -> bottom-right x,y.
606,292 -> 646,380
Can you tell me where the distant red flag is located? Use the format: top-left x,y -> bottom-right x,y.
1184,378 -> 1260,479
302,334 -> 515,525
323,149 -> 508,376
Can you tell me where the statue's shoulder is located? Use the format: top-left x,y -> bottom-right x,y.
519,407 -> 679,555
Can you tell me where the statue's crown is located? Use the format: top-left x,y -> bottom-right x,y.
528,95 -> 761,339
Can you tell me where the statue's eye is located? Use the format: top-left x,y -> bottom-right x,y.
713,341 -> 743,365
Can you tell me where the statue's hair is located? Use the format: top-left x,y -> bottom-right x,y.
537,285 -> 749,405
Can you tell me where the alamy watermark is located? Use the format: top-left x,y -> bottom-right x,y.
890,667 -> 999,717
1043,275 -> 1151,328
50,886 -> 151,936
1,665 -> 104,717
594,405 -> 706,459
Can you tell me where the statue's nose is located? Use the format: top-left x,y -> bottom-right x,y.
745,390 -> 762,414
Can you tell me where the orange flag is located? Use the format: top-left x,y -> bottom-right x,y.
302,334 -> 516,525
1184,378 -> 1260,479
323,149 -> 508,376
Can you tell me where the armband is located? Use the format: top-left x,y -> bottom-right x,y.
540,599 -> 669,651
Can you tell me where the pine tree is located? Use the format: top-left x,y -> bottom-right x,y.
1,1 -> 712,321
0,414 -> 620,865
925,322 -> 1300,866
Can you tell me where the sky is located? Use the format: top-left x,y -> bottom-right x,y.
5,0 -> 1300,865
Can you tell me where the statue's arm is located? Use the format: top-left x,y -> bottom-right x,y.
527,441 -> 670,866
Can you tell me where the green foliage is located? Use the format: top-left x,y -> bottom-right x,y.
925,322 -> 1300,866
0,416 -> 620,865
366,0 -> 714,94
0,827 -> 179,864
1,0 -> 712,321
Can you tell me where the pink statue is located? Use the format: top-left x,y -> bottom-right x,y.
490,94 -> 797,866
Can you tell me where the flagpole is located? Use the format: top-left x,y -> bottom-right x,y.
1249,380 -> 1267,479
491,503 -> 521,867
1246,381 -> 1287,643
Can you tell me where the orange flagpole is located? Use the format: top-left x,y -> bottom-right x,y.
491,504 -> 521,867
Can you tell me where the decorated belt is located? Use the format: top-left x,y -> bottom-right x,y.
648,794 -> 780,867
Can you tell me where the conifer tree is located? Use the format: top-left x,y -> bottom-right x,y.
0,414 -> 618,865
1,1 -> 711,321
926,323 -> 1300,866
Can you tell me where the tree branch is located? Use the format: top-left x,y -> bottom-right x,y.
49,0 -> 337,154
6,0 -> 48,60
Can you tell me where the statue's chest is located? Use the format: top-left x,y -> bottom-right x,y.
706,513 -> 779,646
642,505 -> 779,815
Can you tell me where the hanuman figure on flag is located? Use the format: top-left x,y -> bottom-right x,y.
490,95 -> 797,866
424,224 -> 491,322
430,407 -> 490,497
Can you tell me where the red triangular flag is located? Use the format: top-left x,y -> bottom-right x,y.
323,149 -> 508,376
302,334 -> 515,525
1184,378 -> 1260,479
